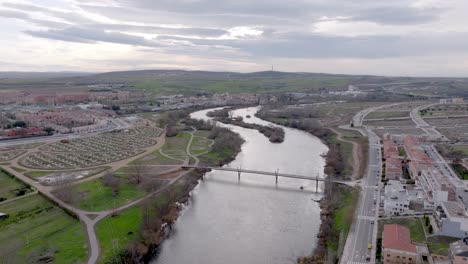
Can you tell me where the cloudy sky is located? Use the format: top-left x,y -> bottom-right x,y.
0,0 -> 467,76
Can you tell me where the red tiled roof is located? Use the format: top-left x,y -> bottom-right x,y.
383,224 -> 417,253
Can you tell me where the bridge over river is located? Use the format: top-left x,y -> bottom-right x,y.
182,165 -> 358,191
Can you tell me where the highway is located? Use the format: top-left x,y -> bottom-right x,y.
341,129 -> 382,264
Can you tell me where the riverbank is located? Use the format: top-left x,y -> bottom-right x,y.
255,107 -> 359,263
207,108 -> 285,143
104,118 -> 245,264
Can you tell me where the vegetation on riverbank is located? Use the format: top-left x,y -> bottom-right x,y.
255,105 -> 361,263
207,108 -> 285,143
299,184 -> 358,264
256,107 -> 352,178
96,111 -> 245,263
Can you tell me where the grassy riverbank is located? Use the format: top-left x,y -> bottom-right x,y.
207,108 -> 285,143
96,114 -> 244,263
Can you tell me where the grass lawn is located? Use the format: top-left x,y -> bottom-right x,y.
76,178 -> 146,211
190,136 -> 212,155
451,164 -> 468,180
199,146 -> 236,166
427,236 -> 459,255
194,130 -> 211,138
0,169 -> 32,200
133,149 -> 183,165
450,145 -> 468,156
329,187 -> 359,253
10,166 -> 26,172
0,194 -> 88,264
95,178 -> 190,263
95,206 -> 142,264
163,131 -> 190,152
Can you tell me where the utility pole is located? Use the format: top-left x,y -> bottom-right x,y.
275,168 -> 279,185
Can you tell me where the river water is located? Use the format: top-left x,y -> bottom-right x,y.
153,106 -> 328,264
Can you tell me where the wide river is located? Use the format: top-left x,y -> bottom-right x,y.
153,106 -> 328,264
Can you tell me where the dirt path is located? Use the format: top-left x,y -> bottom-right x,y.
1,122 -> 210,264
329,127 -> 361,180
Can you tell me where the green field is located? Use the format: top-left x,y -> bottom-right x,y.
199,146 -> 237,166
129,75 -> 348,95
10,166 -> 26,172
0,194 -> 88,263
76,178 -> 146,211
95,206 -> 142,263
133,149 -> 183,165
190,136 -> 212,155
95,178 -> 188,262
450,145 -> 468,156
329,186 -> 359,253
0,169 -> 32,200
452,164 -> 468,180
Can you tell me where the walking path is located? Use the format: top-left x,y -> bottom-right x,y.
0,122 -> 209,264
329,127 -> 361,180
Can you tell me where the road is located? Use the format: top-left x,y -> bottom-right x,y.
0,117 -> 130,148
409,104 -> 447,141
341,129 -> 382,264
0,118 -> 204,264
352,103 -> 401,127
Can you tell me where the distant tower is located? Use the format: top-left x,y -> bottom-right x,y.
271,65 -> 274,71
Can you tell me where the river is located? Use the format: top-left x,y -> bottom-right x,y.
153,106 -> 329,264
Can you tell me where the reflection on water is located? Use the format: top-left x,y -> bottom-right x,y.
153,107 -> 328,264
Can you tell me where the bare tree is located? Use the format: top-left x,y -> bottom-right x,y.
53,177 -> 79,205
129,163 -> 144,184
102,172 -> 121,197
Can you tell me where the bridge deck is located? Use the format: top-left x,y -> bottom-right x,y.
182,165 -> 323,181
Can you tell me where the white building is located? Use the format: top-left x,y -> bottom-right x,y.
384,180 -> 414,216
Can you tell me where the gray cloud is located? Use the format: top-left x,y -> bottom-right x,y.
352,6 -> 440,25
25,27 -> 161,47
90,23 -> 228,37
1,0 -> 466,76
156,31 -> 468,59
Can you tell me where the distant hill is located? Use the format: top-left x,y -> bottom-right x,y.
0,69 -> 466,96
0,71 -> 93,79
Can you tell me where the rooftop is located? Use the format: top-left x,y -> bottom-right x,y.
442,201 -> 468,219
450,238 -> 468,257
383,224 -> 417,253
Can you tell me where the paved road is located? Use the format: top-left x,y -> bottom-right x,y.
341,129 -> 382,264
352,103 -> 401,127
0,117 -> 130,148
409,104 -> 447,141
